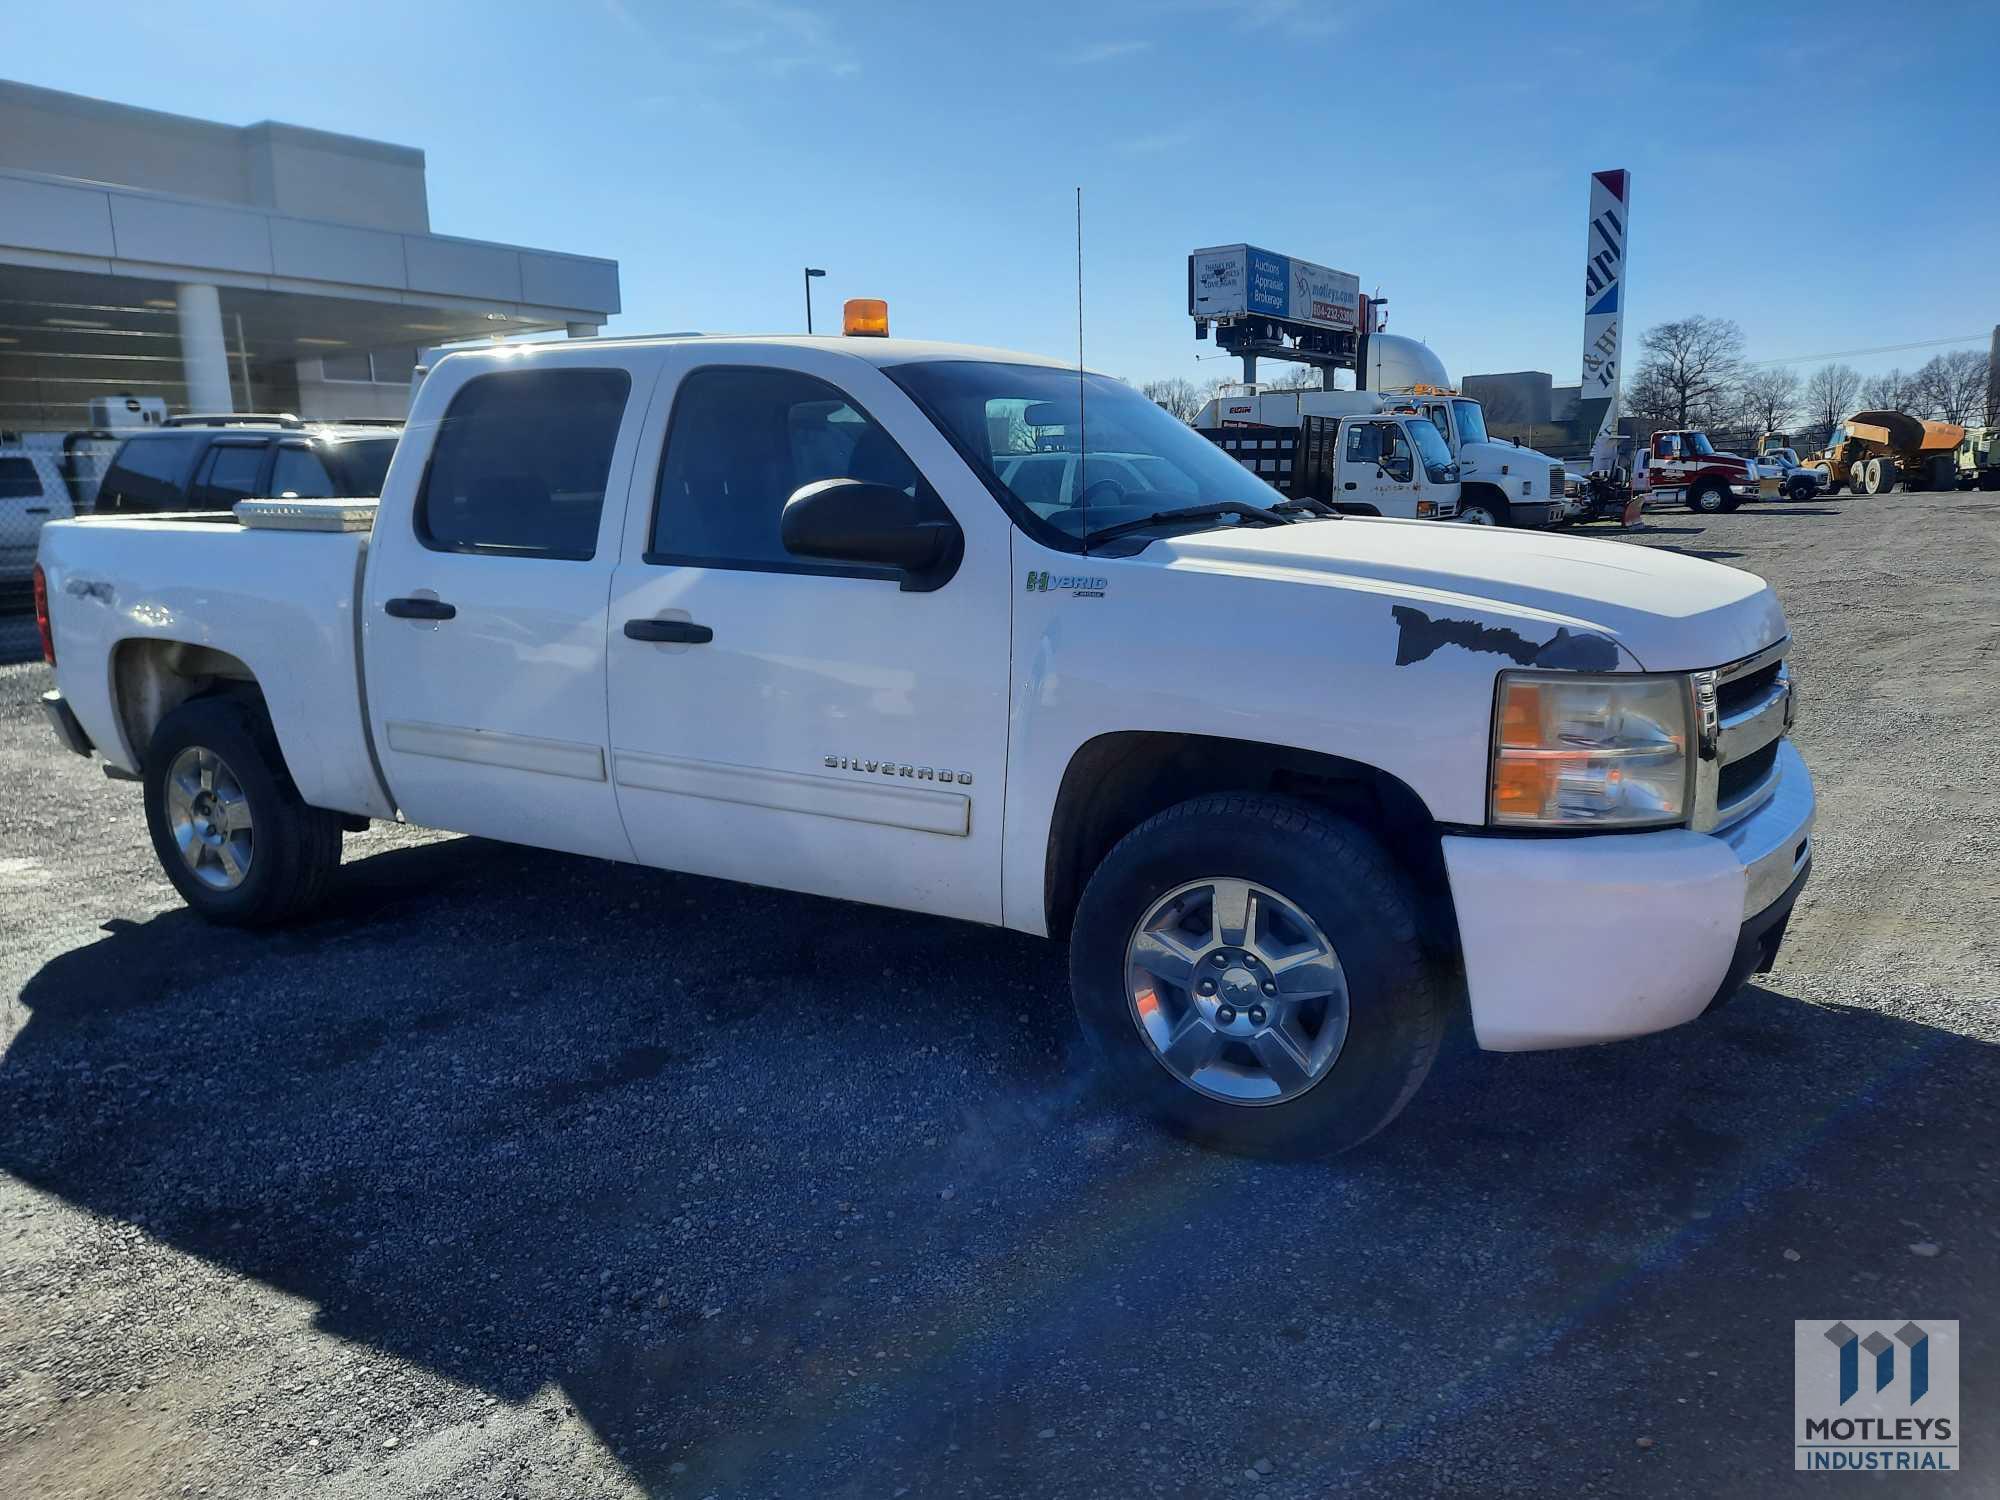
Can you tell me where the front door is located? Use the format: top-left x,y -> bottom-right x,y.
1339,420 -> 1416,514
604,348 -> 1011,924
362,357 -> 652,861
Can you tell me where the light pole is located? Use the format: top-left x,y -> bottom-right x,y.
804,267 -> 826,333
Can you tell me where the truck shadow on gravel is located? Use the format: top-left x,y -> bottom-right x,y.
5,833 -> 1997,1495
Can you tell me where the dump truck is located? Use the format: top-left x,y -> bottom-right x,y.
1952,425 -> 2000,491
1808,410 -> 1966,496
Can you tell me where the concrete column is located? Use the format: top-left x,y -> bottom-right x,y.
565,321 -> 601,339
175,284 -> 233,413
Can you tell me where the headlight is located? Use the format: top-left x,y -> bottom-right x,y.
1490,672 -> 1691,828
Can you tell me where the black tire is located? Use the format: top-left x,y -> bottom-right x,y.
143,694 -> 343,926
1457,487 -> 1507,527
1980,473 -> 2000,492
1786,475 -> 1815,502
1689,482 -> 1730,514
1068,794 -> 1447,1159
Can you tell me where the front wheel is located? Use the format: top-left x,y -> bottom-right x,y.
143,695 -> 343,926
1069,795 -> 1447,1158
1689,482 -> 1728,514
1458,499 -> 1502,526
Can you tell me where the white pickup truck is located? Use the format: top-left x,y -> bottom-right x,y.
33,329 -> 1815,1157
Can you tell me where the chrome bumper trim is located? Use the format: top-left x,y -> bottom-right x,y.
1720,740 -> 1814,918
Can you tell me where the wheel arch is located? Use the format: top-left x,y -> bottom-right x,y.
1042,730 -> 1459,965
1458,480 -> 1511,521
109,637 -> 262,769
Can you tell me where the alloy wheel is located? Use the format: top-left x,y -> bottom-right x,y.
1124,877 -> 1349,1105
163,745 -> 254,890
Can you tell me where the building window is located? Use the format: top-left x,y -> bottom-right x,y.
320,350 -> 419,385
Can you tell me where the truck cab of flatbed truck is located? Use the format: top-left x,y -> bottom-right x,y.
33,320 -> 1816,1158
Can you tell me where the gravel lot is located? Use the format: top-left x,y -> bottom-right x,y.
2,492 -> 1995,1498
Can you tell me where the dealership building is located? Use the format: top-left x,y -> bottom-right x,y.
0,80 -> 620,431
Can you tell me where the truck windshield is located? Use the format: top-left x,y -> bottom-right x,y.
886,360 -> 1281,544
1688,432 -> 1716,457
1450,400 -> 1488,446
1407,418 -> 1453,474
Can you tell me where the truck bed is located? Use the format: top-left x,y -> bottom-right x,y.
37,507 -> 394,819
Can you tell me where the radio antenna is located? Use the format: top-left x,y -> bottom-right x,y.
1076,186 -> 1089,557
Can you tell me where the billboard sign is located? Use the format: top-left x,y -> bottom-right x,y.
1191,244 -> 1360,334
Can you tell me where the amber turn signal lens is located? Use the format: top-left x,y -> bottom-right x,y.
1491,756 -> 1554,820
1498,680 -> 1543,746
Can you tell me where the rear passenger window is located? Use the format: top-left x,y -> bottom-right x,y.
101,433 -> 204,510
651,366 -> 934,571
193,444 -> 266,507
418,369 -> 630,560
271,446 -> 336,498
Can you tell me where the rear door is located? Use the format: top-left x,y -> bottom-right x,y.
362,355 -> 655,860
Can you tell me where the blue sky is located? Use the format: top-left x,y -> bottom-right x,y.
11,0 -> 1997,386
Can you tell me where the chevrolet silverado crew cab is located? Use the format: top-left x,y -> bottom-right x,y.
33,326 -> 1815,1158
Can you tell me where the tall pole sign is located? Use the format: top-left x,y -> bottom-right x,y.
1580,170 -> 1628,473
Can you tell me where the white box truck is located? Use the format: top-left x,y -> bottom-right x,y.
1197,378 -> 1567,529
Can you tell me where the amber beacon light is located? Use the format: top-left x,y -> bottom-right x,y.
843,298 -> 889,337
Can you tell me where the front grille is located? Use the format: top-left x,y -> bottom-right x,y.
1694,640 -> 1791,832
1716,658 -> 1781,717
1718,739 -> 1779,806
1549,464 -> 1564,498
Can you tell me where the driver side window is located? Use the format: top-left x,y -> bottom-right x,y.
650,366 -> 940,572
1381,425 -> 1413,481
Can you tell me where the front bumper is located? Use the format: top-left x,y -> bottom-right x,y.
1441,740 -> 1815,1051
1513,499 -> 1562,527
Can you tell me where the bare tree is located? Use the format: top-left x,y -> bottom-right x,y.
1859,367 -> 1916,411
1630,316 -> 1745,430
1140,377 -> 1206,424
1261,364 -> 1325,392
1803,362 -> 1861,433
1911,349 -> 1987,425
1738,366 -> 1800,435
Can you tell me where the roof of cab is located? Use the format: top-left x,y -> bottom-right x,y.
434,334 -> 1076,373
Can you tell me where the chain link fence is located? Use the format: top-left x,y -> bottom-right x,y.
1,433 -> 121,661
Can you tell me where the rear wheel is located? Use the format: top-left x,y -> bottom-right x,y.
143,695 -> 343,926
1069,794 -> 1446,1159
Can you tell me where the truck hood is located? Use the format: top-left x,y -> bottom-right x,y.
1151,518 -> 1786,671
1457,439 -> 1563,470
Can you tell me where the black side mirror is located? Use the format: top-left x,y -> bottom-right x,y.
781,479 -> 962,593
